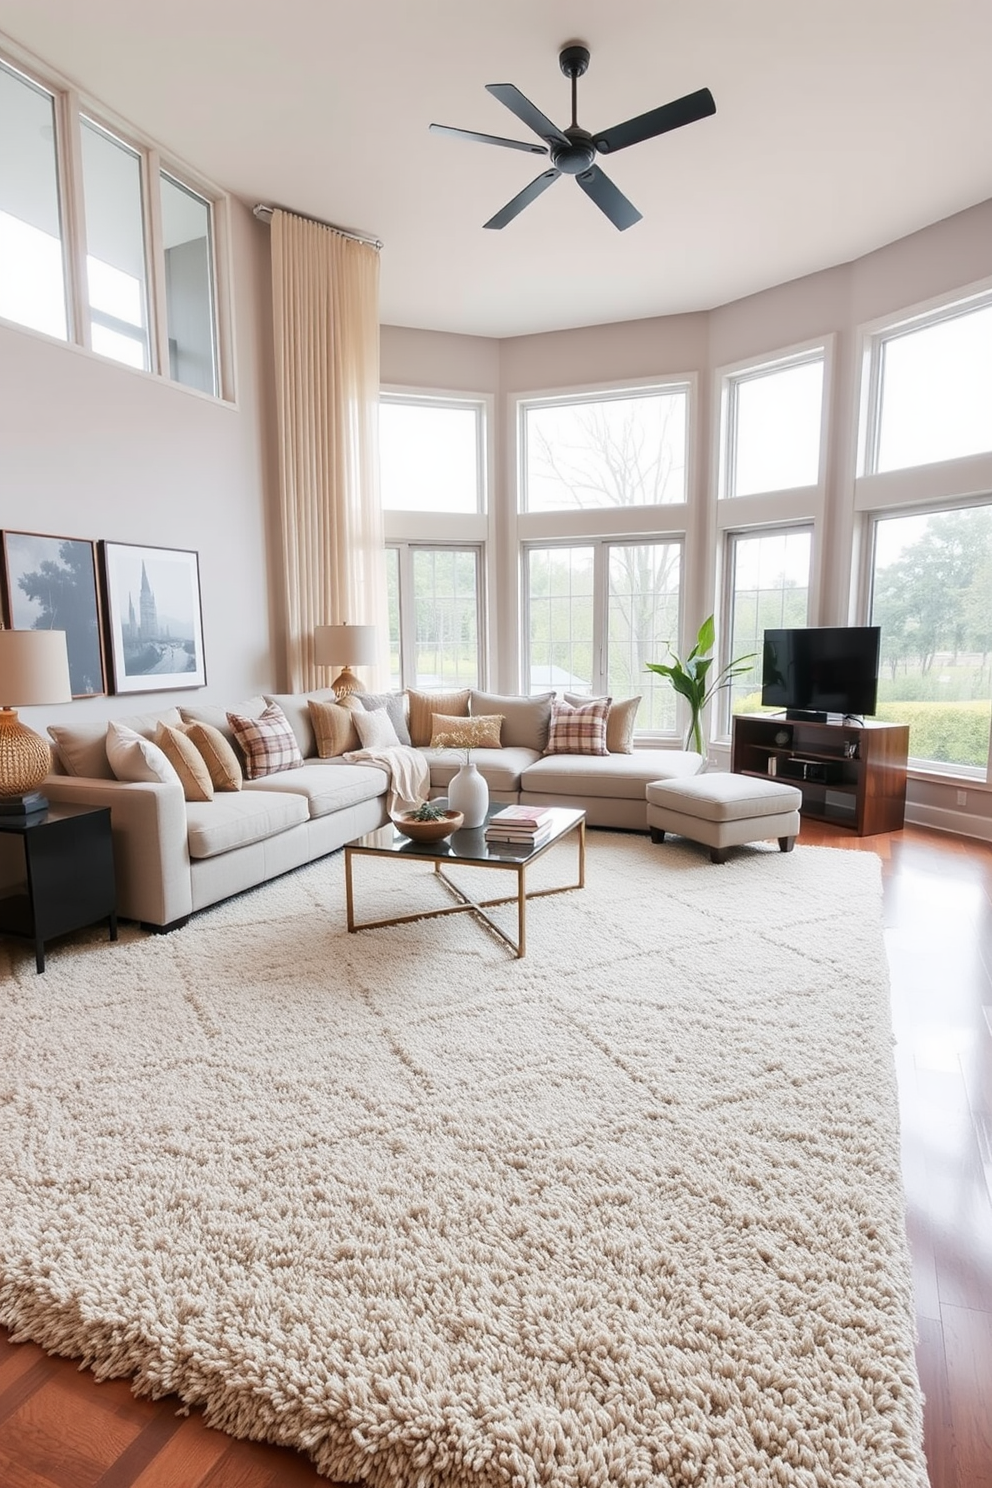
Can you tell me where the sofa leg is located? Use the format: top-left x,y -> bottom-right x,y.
709,847 -> 729,864
141,916 -> 190,934
778,836 -> 796,853
649,827 -> 666,844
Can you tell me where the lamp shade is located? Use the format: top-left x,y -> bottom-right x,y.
0,628 -> 72,706
314,624 -> 378,668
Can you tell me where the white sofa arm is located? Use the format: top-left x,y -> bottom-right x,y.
42,775 -> 193,927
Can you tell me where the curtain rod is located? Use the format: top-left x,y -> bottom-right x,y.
253,203 -> 382,251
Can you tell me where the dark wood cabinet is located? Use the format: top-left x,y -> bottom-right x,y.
0,803 -> 117,972
731,714 -> 909,836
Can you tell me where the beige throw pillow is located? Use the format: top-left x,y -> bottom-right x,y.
407,688 -> 470,747
181,721 -> 243,791
564,692 -> 641,754
106,722 -> 181,786
308,697 -> 363,758
155,722 -> 214,802
352,706 -> 401,750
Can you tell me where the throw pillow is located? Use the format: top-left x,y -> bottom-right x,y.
49,707 -> 184,780
469,690 -> 554,752
407,688 -> 470,747
308,696 -> 363,758
106,722 -> 182,787
358,691 -> 411,746
543,697 -> 611,757
155,722 -> 214,802
429,713 -> 503,750
352,706 -> 401,750
181,721 -> 243,791
564,692 -> 642,754
226,703 -> 304,781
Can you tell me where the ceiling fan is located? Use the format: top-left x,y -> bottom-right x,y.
429,43 -> 716,232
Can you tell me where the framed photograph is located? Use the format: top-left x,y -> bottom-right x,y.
1,530 -> 107,697
101,542 -> 206,694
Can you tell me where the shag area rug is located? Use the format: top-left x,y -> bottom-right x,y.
0,835 -> 928,1487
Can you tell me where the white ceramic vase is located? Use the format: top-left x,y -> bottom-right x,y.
447,759 -> 488,828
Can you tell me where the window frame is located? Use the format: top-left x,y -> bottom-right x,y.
386,540 -> 487,692
0,36 -> 232,401
520,533 -> 685,738
379,390 -> 488,516
719,344 -> 828,502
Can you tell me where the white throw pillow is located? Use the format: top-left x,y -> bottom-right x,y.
106,721 -> 182,787
352,707 -> 401,750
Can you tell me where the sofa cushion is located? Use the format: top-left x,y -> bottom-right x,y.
429,713 -> 503,750
181,721 -> 243,791
156,722 -> 214,802
469,691 -> 554,752
243,760 -> 388,818
407,688 -> 470,747
564,692 -> 641,754
106,722 -> 183,787
308,696 -> 363,758
265,689 -> 340,758
544,697 -> 611,756
358,691 -> 411,746
423,746 -> 539,793
185,790 -> 309,859
48,706 -> 184,779
180,697 -> 268,754
227,703 -> 305,780
521,749 -> 704,801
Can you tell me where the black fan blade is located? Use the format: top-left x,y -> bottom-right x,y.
429,122 -> 548,156
485,83 -> 570,147
594,87 -> 716,155
484,169 -> 560,230
576,166 -> 642,231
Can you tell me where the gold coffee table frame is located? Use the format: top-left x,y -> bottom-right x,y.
345,807 -> 585,958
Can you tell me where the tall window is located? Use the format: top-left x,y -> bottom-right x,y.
0,61 -> 68,340
387,544 -> 482,689
723,354 -> 824,497
380,396 -> 485,513
725,527 -> 812,717
866,300 -> 992,473
869,504 -> 992,776
521,385 -> 688,511
0,48 -> 225,396
525,540 -> 682,730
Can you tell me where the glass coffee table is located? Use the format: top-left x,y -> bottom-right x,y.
344,805 -> 585,958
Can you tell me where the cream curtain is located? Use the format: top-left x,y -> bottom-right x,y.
270,209 -> 385,691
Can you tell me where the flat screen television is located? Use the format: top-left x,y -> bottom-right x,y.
761,626 -> 880,721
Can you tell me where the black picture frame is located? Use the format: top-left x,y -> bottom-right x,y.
1,529 -> 107,698
100,541 -> 206,694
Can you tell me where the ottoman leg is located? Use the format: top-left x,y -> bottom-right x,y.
778,836 -> 796,853
710,847 -> 729,864
649,827 -> 666,844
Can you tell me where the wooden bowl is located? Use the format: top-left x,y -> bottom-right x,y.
394,809 -> 464,842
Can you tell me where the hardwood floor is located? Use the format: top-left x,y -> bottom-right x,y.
1,821 -> 990,1486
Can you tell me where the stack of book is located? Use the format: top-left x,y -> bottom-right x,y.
484,804 -> 555,848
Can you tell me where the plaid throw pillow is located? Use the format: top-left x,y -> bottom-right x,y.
543,697 -> 611,757
226,703 -> 304,780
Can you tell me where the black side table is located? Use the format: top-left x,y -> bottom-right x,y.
0,803 -> 118,973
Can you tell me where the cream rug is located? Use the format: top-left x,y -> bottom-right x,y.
0,835 -> 928,1487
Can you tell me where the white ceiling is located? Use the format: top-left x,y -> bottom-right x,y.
2,0 -> 991,338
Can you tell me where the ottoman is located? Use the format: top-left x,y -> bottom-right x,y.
645,773 -> 802,864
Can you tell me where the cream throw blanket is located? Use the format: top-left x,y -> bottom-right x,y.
343,744 -> 430,814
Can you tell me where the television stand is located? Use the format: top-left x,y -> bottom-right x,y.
731,715 -> 909,835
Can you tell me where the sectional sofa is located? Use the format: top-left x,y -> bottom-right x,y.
40,688 -> 703,930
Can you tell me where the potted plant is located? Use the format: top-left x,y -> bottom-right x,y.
646,614 -> 756,755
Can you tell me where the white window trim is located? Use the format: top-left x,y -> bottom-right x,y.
716,338 -> 830,503
0,32 -> 233,403
387,539 -> 488,692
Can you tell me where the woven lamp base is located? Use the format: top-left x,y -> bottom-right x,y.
0,708 -> 54,804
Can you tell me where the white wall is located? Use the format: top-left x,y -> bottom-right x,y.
382,197 -> 992,839
0,202 -> 280,735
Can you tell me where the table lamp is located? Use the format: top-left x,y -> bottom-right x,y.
0,627 -> 73,817
314,624 -> 377,698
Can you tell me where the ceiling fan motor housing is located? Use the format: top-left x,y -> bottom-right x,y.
552,127 -> 596,175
